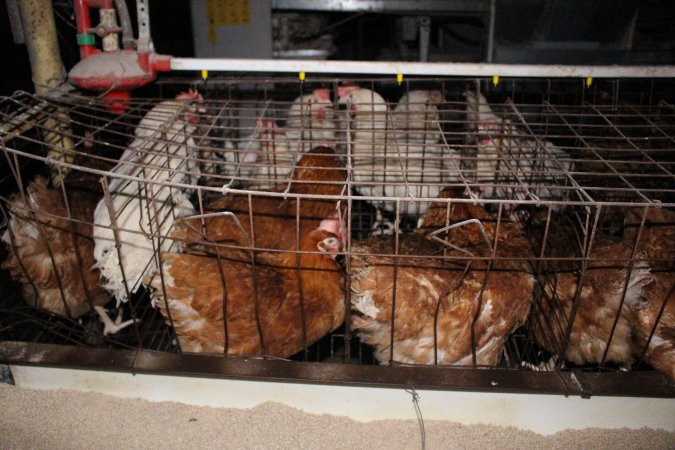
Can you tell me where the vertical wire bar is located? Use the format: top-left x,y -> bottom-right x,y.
469,203 -> 499,367
294,197 -> 309,361
525,205 -> 557,361
213,237 -> 230,355
1,143 -> 42,304
144,174 -> 183,352
247,193 -> 265,355
55,163 -> 98,314
195,189 -> 228,354
539,214 -> 586,362
99,177 -> 141,335
635,280 -> 675,369
10,156 -> 73,318
507,99 -> 583,200
556,204 -> 603,370
598,204 -> 649,367
388,199 -> 401,364
342,79 -> 354,363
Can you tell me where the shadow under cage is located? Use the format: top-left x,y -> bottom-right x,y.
0,75 -> 673,395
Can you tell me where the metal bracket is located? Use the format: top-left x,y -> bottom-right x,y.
136,0 -> 153,52
0,364 -> 15,385
570,369 -> 592,399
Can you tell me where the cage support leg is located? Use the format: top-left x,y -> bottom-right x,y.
0,365 -> 15,385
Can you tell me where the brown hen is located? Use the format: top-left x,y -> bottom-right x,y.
172,146 -> 346,256
1,176 -> 108,318
532,235 -> 651,368
624,207 -> 675,379
350,190 -> 534,365
145,219 -> 345,357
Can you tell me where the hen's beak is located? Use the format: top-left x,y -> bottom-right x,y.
319,239 -> 342,260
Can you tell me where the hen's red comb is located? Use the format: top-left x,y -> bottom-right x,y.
313,88 -> 330,101
337,84 -> 359,98
176,89 -> 203,101
319,213 -> 346,240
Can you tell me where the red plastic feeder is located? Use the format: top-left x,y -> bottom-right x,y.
69,50 -> 171,113
68,0 -> 171,113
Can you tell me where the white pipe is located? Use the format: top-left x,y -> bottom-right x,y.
171,58 -> 675,78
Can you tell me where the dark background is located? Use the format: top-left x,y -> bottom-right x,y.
1,0 -> 674,96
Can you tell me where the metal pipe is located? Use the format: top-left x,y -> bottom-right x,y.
418,16 -> 430,62
114,0 -> 134,50
170,58 -> 675,78
74,0 -> 133,54
73,0 -> 97,59
486,0 -> 497,62
136,0 -> 153,53
18,0 -> 74,187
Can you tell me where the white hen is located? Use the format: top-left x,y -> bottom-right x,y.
246,119 -> 297,188
392,89 -> 444,146
338,85 -> 460,217
213,89 -> 334,188
240,89 -> 337,187
285,88 -> 337,153
93,91 -> 202,305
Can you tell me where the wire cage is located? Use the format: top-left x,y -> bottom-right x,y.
0,74 -> 674,395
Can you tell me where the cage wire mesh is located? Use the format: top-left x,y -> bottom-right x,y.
0,75 -> 674,386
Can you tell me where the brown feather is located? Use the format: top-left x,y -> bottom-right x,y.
145,228 -> 345,357
2,176 -> 108,318
171,147 -> 346,257
350,190 -> 534,366
624,207 -> 675,379
533,236 -> 651,367
632,273 -> 675,379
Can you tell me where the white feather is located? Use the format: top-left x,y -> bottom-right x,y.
392,90 -> 443,145
352,291 -> 381,319
339,87 -> 461,216
211,91 -> 336,187
93,99 -> 200,305
285,90 -> 337,151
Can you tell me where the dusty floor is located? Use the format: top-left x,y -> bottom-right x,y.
0,384 -> 673,450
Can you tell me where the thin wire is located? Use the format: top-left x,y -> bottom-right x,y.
405,386 -> 426,450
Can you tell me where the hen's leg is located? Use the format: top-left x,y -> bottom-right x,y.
94,306 -> 139,336
521,355 -> 557,371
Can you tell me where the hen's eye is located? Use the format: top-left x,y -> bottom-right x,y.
323,237 -> 339,247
